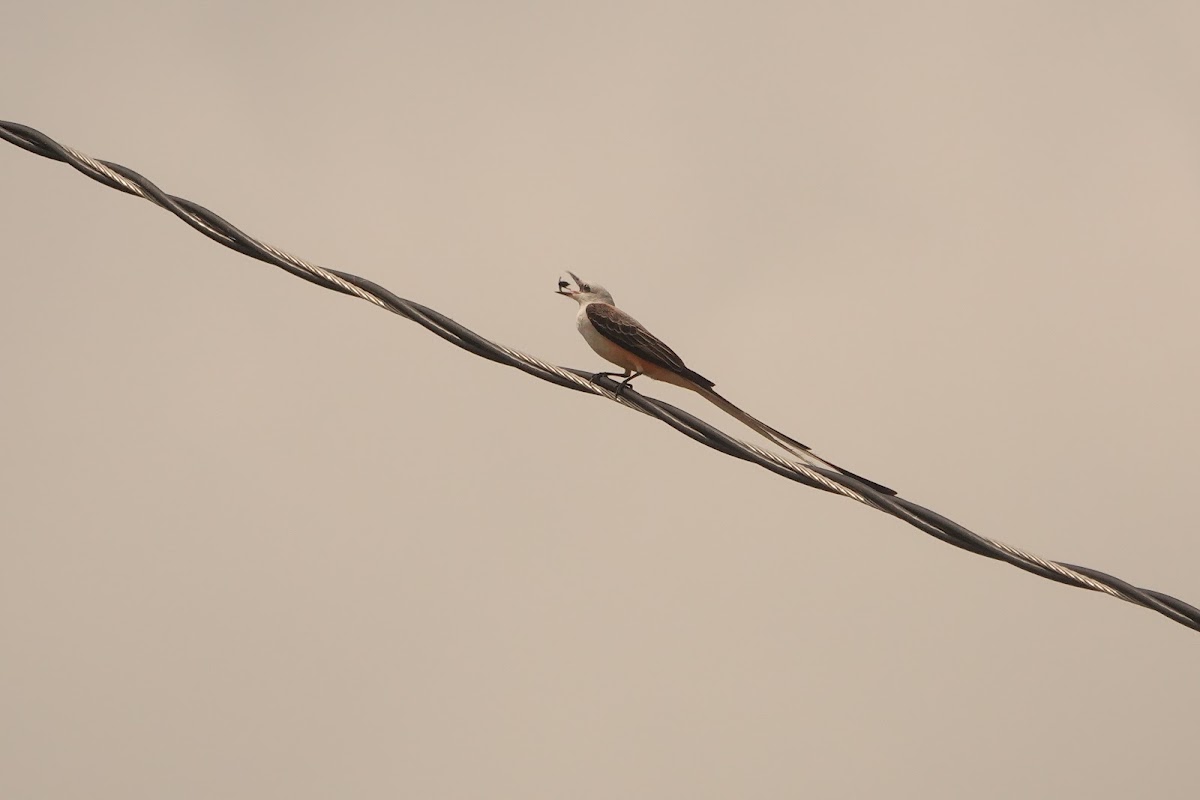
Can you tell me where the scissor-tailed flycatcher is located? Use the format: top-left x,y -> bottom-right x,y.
557,271 -> 895,496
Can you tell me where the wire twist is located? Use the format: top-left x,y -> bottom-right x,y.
4,120 -> 1196,633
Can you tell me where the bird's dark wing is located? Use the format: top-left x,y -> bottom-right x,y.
586,303 -> 687,373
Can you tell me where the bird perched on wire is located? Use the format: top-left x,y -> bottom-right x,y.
556,271 -> 894,496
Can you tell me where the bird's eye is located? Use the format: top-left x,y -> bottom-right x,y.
581,284 -> 591,291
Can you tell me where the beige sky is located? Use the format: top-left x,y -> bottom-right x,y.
3,2 -> 1199,798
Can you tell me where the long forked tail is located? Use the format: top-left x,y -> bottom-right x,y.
693,385 -> 896,496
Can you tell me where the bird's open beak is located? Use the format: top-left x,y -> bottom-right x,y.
556,271 -> 582,297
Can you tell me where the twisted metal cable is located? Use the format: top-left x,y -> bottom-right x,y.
4,120 -> 1196,633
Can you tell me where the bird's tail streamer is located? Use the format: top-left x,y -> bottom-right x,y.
695,387 -> 897,496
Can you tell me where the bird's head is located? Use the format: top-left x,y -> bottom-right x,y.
556,271 -> 614,305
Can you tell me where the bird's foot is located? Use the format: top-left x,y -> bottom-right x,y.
588,371 -> 638,397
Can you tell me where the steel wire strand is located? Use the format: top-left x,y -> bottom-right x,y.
4,120 -> 1197,633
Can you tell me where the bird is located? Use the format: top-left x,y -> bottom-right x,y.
556,271 -> 895,496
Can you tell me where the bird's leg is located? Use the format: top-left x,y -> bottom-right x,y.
615,371 -> 642,396
590,369 -> 631,384
589,369 -> 641,396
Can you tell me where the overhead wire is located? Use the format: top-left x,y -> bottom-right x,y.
3,120 -> 1196,633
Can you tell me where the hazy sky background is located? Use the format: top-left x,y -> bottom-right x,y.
3,2 -> 1198,797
